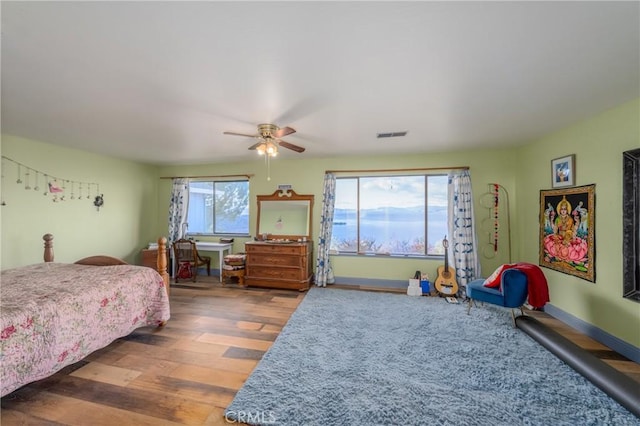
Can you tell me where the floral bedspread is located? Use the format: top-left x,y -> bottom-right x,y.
0,263 -> 171,396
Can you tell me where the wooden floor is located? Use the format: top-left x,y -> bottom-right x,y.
2,277 -> 639,425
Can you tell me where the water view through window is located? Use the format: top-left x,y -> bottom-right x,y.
331,175 -> 448,256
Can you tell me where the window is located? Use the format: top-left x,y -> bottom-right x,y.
331,175 -> 448,256
187,180 -> 250,235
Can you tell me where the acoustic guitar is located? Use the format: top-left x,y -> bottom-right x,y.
434,236 -> 459,297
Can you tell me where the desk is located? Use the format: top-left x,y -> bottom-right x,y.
196,242 -> 233,282
171,242 -> 233,282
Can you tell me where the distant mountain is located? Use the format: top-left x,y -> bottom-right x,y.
334,206 -> 447,222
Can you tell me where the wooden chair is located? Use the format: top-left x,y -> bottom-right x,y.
172,239 -> 211,282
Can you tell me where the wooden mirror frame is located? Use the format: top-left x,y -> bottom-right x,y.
256,189 -> 314,241
623,148 -> 640,302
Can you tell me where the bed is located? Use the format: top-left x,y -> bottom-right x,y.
0,234 -> 171,397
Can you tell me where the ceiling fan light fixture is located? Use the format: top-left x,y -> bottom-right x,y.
266,141 -> 278,156
224,123 -> 302,180
255,140 -> 278,157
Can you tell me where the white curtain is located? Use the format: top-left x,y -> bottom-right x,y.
447,170 -> 481,297
315,173 -> 336,287
168,178 -> 190,244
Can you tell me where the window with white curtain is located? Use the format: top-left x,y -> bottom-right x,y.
332,174 -> 448,256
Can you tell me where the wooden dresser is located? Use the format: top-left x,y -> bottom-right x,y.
244,241 -> 313,291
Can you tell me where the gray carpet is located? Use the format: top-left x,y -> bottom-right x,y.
225,288 -> 639,426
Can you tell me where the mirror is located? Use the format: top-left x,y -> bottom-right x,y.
623,148 -> 640,302
256,190 -> 314,241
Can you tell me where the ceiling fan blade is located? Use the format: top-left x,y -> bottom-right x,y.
273,126 -> 296,138
278,140 -> 306,153
248,142 -> 262,150
223,131 -> 258,138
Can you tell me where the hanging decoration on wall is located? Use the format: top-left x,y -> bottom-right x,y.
1,155 -> 102,208
93,191 -> 104,211
489,183 -> 499,252
24,169 -> 31,190
479,183 -> 511,263
1,158 -> 6,206
34,171 -> 40,192
539,185 -> 595,282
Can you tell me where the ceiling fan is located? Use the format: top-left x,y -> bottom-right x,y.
223,123 -> 306,155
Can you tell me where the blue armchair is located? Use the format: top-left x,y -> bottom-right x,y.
466,268 -> 528,326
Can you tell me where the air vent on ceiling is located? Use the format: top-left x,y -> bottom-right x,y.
377,131 -> 408,138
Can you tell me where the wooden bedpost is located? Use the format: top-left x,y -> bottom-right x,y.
43,234 -> 54,262
157,237 -> 170,296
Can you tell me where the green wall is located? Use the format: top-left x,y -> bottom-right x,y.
156,148 -> 518,283
515,98 -> 640,347
1,135 -> 159,269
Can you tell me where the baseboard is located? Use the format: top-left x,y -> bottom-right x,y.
544,303 -> 640,363
196,266 -> 218,275
332,277 -> 408,289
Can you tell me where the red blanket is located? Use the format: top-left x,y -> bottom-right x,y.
513,262 -> 550,309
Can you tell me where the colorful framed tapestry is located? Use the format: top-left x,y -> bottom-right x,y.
539,184 -> 595,282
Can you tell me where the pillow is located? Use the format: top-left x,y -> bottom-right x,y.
177,261 -> 193,279
483,264 -> 515,288
224,254 -> 246,266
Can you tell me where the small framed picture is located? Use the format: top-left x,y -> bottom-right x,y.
551,154 -> 575,188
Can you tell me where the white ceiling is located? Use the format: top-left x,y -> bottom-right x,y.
2,1 -> 638,166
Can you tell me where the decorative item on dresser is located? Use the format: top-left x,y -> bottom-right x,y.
244,241 -> 313,291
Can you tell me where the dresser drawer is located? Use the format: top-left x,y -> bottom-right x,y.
248,253 -> 302,267
246,243 -> 306,256
246,266 -> 301,281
